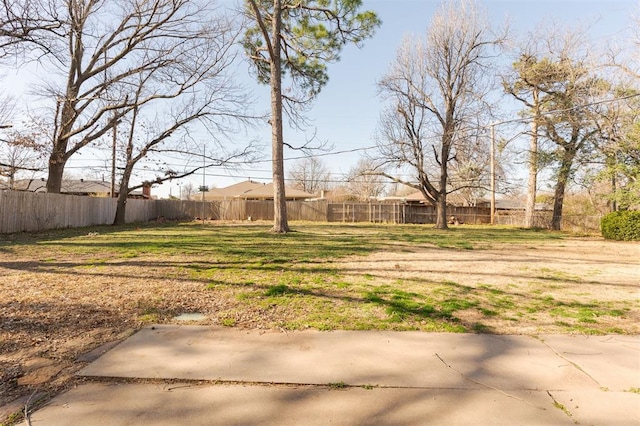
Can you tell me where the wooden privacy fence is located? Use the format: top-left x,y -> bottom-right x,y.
0,191 -> 494,234
3,190 -> 601,234
0,191 -> 158,233
168,200 -> 491,225
326,203 -> 491,225
0,191 -> 114,233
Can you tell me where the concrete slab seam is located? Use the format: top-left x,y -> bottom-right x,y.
434,352 -> 547,411
535,336 -> 602,388
76,375 -> 490,392
545,390 -> 577,424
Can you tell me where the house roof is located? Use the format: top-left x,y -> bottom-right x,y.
412,191 -> 488,206
404,191 -> 429,202
201,187 -> 226,199
379,191 -> 552,210
64,180 -> 112,194
11,179 -> 111,193
10,179 -> 48,192
376,191 -> 430,203
214,180 -> 265,198
9,179 -> 148,197
204,180 -> 315,200
202,180 -> 264,200
239,183 -> 315,200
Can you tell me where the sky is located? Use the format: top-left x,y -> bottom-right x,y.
189,0 -> 636,200
2,0 -> 637,199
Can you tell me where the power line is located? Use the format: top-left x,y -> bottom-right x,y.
29,92 -> 640,192
489,92 -> 640,128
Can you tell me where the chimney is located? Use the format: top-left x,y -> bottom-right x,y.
142,182 -> 151,198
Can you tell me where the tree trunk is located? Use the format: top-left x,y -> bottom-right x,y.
608,153 -> 617,213
46,152 -> 65,193
435,192 -> 448,229
550,150 -> 575,231
434,164 -> 448,229
113,169 -> 132,225
47,91 -> 79,193
269,0 -> 289,233
551,181 -> 565,231
524,117 -> 538,228
434,132 -> 449,229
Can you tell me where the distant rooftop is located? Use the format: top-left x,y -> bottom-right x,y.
7,179 -> 148,198
203,180 -> 315,201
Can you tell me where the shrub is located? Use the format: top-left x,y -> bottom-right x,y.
600,210 -> 640,241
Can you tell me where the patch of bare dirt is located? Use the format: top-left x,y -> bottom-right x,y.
0,256 -> 227,420
334,238 -> 640,333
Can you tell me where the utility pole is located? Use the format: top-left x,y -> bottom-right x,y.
487,117 -> 526,225
105,49 -> 118,198
110,111 -> 117,197
199,145 -> 208,225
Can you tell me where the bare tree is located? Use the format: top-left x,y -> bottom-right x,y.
606,5 -> 640,83
0,0 -> 62,58
108,12 -> 256,225
0,92 -> 15,124
243,0 -> 380,233
375,0 -> 505,228
447,131 -> 495,206
344,157 -> 386,201
0,128 -> 46,187
287,156 -> 330,194
3,0 -> 244,194
180,181 -> 196,200
0,98 -> 46,188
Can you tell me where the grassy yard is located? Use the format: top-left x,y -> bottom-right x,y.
1,221 -> 638,411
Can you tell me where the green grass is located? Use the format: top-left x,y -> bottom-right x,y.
2,221 -> 635,334
328,381 -> 348,389
549,303 -> 629,324
0,222 -> 564,259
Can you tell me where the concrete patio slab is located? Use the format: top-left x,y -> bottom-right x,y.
539,334 -> 640,391
550,390 -> 640,425
79,326 -> 598,391
18,327 -> 640,425
25,382 -> 574,426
